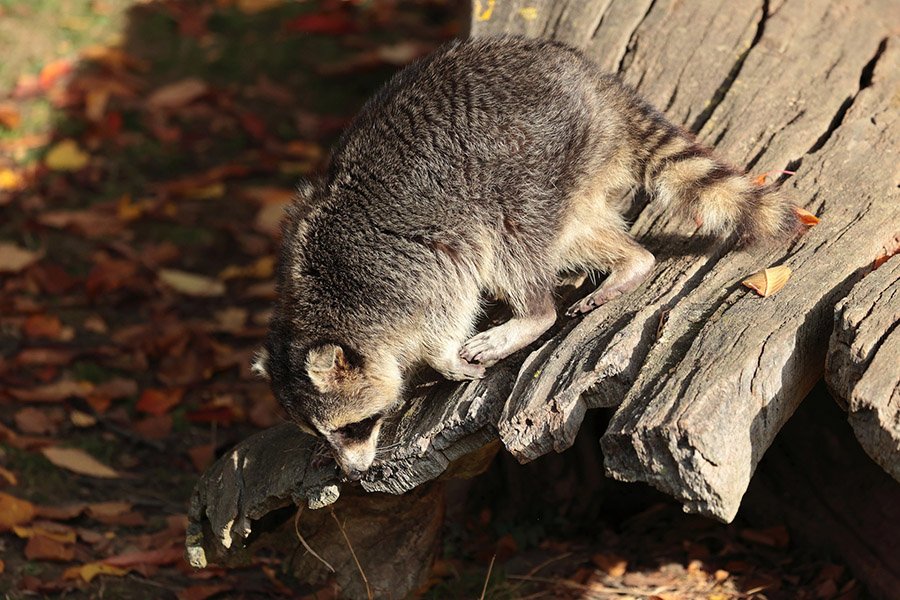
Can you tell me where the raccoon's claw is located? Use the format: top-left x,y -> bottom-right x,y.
566,290 -> 618,316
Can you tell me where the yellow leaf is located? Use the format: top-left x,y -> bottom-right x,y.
518,7 -> 538,20
41,446 -> 120,479
0,492 -> 36,531
742,265 -> 792,298
219,255 -> 275,281
0,168 -> 26,191
794,207 -> 820,226
180,182 -> 225,200
236,0 -> 284,14
13,524 -> 77,543
159,269 -> 226,297
64,562 -> 128,583
45,139 -> 90,171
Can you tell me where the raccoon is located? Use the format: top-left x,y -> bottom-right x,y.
252,36 -> 799,479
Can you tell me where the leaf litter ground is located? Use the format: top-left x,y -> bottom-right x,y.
0,1 -> 863,598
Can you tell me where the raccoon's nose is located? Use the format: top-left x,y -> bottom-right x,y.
345,468 -> 364,481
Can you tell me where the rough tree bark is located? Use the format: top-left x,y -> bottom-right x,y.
826,255 -> 900,482
188,1 -> 900,597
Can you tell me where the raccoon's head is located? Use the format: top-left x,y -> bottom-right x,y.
253,338 -> 403,481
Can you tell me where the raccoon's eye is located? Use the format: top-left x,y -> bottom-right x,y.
336,413 -> 382,441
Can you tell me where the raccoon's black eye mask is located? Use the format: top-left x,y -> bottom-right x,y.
335,413 -> 382,441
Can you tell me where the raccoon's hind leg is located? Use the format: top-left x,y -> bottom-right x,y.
559,210 -> 655,317
460,290 -> 556,367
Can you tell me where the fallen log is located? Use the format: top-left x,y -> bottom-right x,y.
188,1 -> 900,596
826,255 -> 900,482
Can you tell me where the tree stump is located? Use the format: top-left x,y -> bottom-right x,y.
188,2 -> 900,597
826,255 -> 900,482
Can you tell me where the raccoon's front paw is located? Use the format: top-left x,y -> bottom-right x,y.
459,330 -> 509,367
565,290 -> 619,316
441,359 -> 486,381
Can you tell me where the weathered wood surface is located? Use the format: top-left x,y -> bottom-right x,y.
189,0 -> 900,575
826,255 -> 900,482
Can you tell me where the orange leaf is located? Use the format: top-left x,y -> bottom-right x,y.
14,523 -> 77,544
23,314 -> 63,339
0,103 -> 20,130
41,446 -> 120,478
0,168 -> 26,191
0,492 -> 36,531
39,58 -> 74,90
794,207 -> 820,226
136,388 -> 185,416
25,535 -> 75,561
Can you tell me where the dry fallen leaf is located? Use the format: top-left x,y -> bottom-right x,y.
236,0 -> 284,14
64,562 -> 128,583
9,380 -> 94,402
0,492 -> 36,531
795,207 -> 820,226
146,78 -> 208,110
25,535 -> 75,561
41,446 -> 120,479
0,242 -> 41,273
0,465 -> 17,486
591,553 -> 628,577
45,139 -> 90,171
0,168 -> 26,191
219,255 -> 275,280
136,388 -> 185,416
14,407 -> 58,435
742,265 -> 792,298
13,523 -> 77,544
0,103 -> 21,129
159,269 -> 226,297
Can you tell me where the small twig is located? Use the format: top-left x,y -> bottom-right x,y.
526,552 -> 572,577
479,554 -> 496,600
293,507 -> 335,573
330,506 -> 372,600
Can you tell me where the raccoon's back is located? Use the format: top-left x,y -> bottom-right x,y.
326,37 -> 604,235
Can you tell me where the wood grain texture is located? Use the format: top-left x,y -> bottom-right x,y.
827,255 -> 900,482
189,1 -> 900,568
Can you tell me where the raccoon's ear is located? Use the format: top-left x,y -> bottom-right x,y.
306,343 -> 351,391
251,348 -> 270,380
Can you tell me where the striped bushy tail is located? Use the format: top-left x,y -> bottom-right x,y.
641,126 -> 800,243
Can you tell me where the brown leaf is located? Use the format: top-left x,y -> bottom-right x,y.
159,269 -> 226,297
90,377 -> 139,401
41,446 -> 120,478
0,492 -> 36,531
10,380 -> 94,403
36,503 -> 87,521
87,501 -> 145,526
741,265 -> 792,298
25,535 -> 75,561
132,415 -> 173,440
14,407 -> 58,435
136,388 -> 185,416
146,78 -> 208,110
0,242 -> 41,273
103,546 -> 184,568
218,255 -> 275,280
23,314 -> 73,340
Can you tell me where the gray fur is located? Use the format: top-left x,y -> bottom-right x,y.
258,36 -> 798,476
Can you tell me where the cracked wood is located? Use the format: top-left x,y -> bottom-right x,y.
827,255 -> 900,482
